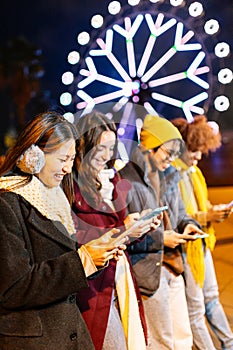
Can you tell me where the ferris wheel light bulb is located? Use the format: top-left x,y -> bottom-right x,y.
61,71 -> 74,85
207,121 -> 219,135
91,15 -> 104,29
218,68 -> 233,84
188,2 -> 204,17
204,19 -> 219,35
214,95 -> 230,111
118,127 -> 125,136
60,92 -> 72,106
170,0 -> 184,7
77,31 -> 90,45
214,42 -> 230,58
63,112 -> 74,123
67,51 -> 80,65
128,0 -> 140,6
108,1 -> 121,15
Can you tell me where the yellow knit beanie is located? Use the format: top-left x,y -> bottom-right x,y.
140,115 -> 182,150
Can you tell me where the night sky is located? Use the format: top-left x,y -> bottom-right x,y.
0,0 -> 232,129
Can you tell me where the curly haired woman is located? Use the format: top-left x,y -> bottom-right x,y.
172,115 -> 233,350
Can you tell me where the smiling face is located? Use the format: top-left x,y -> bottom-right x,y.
38,139 -> 76,188
90,131 -> 116,172
149,139 -> 182,172
181,148 -> 202,167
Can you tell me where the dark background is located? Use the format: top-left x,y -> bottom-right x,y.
0,0 -> 232,185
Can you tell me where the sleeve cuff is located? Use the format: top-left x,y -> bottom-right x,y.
194,211 -> 207,226
78,245 -> 98,277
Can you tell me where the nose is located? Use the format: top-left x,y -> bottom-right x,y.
102,148 -> 110,161
62,161 -> 73,174
194,151 -> 202,160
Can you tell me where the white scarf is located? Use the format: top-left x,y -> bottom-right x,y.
0,175 -> 75,235
99,168 -> 115,210
115,254 -> 147,350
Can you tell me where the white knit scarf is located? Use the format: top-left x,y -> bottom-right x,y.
0,175 -> 75,235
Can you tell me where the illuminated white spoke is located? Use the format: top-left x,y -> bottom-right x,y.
138,14 -> 176,77
118,141 -> 129,163
188,51 -> 206,71
183,92 -> 208,109
149,62 -> 209,88
195,66 -> 210,75
113,97 -> 130,112
189,105 -> 205,113
113,14 -> 143,38
144,102 -> 160,116
175,22 -> 201,51
152,92 -> 183,107
188,74 -> 209,89
142,21 -> 203,82
79,58 -> 127,90
77,89 -> 127,109
94,90 -> 127,104
85,56 -> 97,72
151,91 -> 207,121
76,90 -> 95,115
142,47 -> 176,82
78,75 -> 96,88
125,17 -> 137,77
98,75 -> 126,88
77,89 -> 94,103
183,104 -> 205,123
149,72 -> 187,87
182,110 -> 194,122
90,29 -> 113,55
119,100 -> 134,126
114,15 -> 144,78
78,57 -> 97,88
92,38 -> 131,81
137,36 -> 157,77
186,51 -> 210,88
77,101 -> 88,109
145,13 -> 177,36
182,92 -> 208,121
150,13 -> 164,31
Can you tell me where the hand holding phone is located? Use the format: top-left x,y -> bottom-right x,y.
193,233 -> 209,239
226,200 -> 233,209
139,206 -> 168,221
113,206 -> 167,242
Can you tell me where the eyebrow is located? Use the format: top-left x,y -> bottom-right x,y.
58,154 -> 75,158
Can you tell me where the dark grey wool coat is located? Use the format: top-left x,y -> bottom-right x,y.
0,191 -> 95,350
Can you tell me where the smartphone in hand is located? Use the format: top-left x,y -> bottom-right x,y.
226,200 -> 233,209
194,233 -> 209,239
140,206 -> 168,221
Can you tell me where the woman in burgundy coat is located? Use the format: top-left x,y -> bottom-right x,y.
73,111 -> 161,350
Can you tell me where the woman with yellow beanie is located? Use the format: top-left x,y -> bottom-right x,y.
120,115 -> 203,350
172,115 -> 233,350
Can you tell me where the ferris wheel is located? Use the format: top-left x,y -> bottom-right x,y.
60,0 -> 232,128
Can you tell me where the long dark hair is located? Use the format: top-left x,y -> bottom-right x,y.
74,111 -> 118,206
0,111 -> 78,204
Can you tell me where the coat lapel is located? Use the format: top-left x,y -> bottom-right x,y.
27,206 -> 77,250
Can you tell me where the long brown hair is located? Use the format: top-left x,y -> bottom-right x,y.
0,111 -> 78,204
74,111 -> 118,206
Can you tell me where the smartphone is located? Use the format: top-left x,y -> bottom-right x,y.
140,206 -> 168,221
226,200 -> 233,209
194,233 -> 209,239
116,205 -> 168,240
